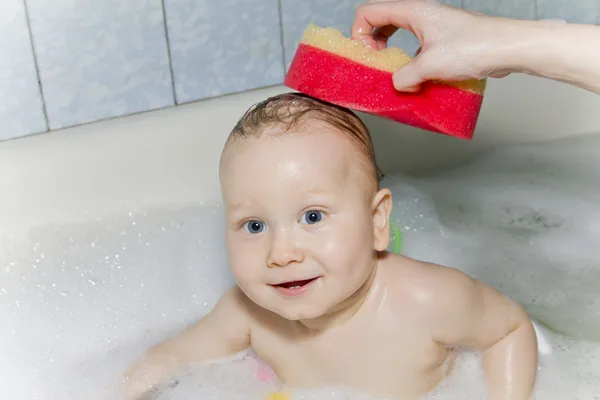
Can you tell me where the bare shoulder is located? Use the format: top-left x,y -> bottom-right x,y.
216,285 -> 255,312
382,253 -> 530,346
382,253 -> 479,304
205,285 -> 258,328
156,285 -> 257,354
209,285 -> 283,334
149,285 -> 258,354
380,253 -> 501,326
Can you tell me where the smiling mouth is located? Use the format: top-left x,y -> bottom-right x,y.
271,277 -> 319,296
274,277 -> 318,289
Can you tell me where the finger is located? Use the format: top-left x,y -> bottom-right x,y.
372,25 -> 399,49
392,62 -> 425,92
391,51 -> 435,91
351,1 -> 419,41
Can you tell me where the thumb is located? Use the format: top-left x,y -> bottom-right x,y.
392,58 -> 426,92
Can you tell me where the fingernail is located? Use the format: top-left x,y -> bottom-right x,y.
395,83 -> 421,93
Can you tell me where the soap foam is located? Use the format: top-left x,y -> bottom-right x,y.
1,134 -> 600,399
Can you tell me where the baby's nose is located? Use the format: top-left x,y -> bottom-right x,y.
267,230 -> 304,267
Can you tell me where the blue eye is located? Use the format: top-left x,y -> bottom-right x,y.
243,220 -> 265,234
301,210 -> 324,225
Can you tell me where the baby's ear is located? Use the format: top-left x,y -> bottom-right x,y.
371,188 -> 392,251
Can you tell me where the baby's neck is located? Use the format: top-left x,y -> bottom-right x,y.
297,262 -> 379,334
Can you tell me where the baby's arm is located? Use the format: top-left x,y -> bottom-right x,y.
420,264 -> 537,400
122,286 -> 252,399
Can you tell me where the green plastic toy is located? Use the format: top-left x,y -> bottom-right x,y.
390,219 -> 403,254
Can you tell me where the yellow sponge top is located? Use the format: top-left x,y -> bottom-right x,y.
300,23 -> 485,94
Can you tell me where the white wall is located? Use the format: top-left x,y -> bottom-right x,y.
1,74 -> 599,239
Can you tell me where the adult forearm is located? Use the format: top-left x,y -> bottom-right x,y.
492,18 -> 600,94
482,320 -> 538,400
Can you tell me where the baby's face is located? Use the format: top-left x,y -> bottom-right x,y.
219,121 -> 391,322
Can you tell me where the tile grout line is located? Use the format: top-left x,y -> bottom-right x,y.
161,0 -> 178,105
277,0 -> 287,79
22,0 -> 50,131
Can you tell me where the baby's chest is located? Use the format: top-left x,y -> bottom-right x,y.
252,324 -> 445,389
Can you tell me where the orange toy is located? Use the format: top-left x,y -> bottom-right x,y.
284,24 -> 486,140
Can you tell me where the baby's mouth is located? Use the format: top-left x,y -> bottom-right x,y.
274,277 -> 318,289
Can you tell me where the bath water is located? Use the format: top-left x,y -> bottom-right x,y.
1,134 -> 599,399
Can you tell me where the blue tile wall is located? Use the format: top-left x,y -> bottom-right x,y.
0,0 -> 598,142
0,0 -> 47,141
164,0 -> 285,104
281,0 -> 365,70
462,0 -> 536,19
26,0 -> 174,130
442,0 -> 463,7
536,0 -> 597,24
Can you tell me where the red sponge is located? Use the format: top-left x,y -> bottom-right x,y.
284,24 -> 486,140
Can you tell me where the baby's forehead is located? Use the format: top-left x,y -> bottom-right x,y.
222,125 -> 368,185
225,120 -> 360,165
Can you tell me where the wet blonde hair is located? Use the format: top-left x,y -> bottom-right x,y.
226,92 -> 384,188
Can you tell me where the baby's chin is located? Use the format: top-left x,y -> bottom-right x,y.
254,293 -> 334,322
268,304 -> 330,322
239,284 -> 340,322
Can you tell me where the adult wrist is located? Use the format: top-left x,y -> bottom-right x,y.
478,17 -> 548,76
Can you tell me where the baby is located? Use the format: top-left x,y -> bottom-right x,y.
122,92 -> 538,400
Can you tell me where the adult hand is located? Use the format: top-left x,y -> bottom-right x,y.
351,0 -> 538,91
352,0 -> 600,95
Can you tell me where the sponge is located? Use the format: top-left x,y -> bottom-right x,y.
284,24 -> 486,140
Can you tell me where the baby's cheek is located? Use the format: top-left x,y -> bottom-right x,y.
228,243 -> 261,281
318,229 -> 368,268
231,261 -> 254,282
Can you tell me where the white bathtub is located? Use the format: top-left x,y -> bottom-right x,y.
1,74 -> 600,399
2,74 -> 600,238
